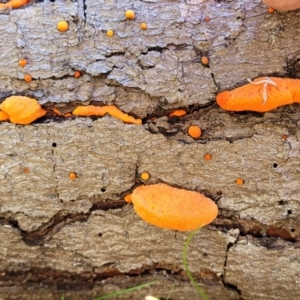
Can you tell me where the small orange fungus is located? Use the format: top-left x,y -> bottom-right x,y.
140,22 -> 147,30
236,178 -> 244,185
204,16 -> 210,22
217,77 -> 300,112
124,193 -> 132,203
72,105 -> 142,125
74,71 -> 81,78
24,74 -> 32,82
268,7 -> 275,13
188,125 -> 201,139
69,172 -> 77,180
64,112 -> 72,117
140,172 -> 150,181
57,21 -> 69,32
282,134 -> 288,140
127,183 -> 218,231
204,154 -> 212,160
201,56 -> 209,65
125,10 -> 135,19
0,0 -> 29,10
0,111 -> 9,121
18,58 -> 27,67
106,30 -> 114,37
169,109 -> 186,117
24,168 -> 29,173
0,96 -> 47,125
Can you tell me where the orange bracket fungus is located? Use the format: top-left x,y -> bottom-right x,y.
69,172 -> 77,180
74,71 -> 81,78
72,105 -> 142,125
169,109 -> 186,117
24,74 -> 32,82
204,154 -> 212,161
57,21 -> 69,32
125,183 -> 218,231
188,125 -> 201,139
236,178 -> 244,185
216,77 -> 300,112
201,56 -> 209,66
0,96 -> 47,125
0,0 -> 29,10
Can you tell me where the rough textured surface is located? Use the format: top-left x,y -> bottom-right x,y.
0,0 -> 300,299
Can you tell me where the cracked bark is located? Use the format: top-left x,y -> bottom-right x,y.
0,0 -> 300,299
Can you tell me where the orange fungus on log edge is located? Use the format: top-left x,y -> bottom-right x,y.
130,183 -> 218,231
0,96 -> 47,125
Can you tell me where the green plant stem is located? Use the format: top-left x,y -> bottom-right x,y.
183,226 -> 209,300
166,280 -> 176,300
93,281 -> 158,300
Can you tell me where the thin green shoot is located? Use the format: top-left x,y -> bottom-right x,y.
61,294 -> 64,300
182,226 -> 209,300
93,281 -> 158,300
166,280 -> 176,300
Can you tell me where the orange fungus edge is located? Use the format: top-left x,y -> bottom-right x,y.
124,193 -> 132,203
72,105 -> 142,125
169,109 -> 186,117
0,111 -> 10,121
188,125 -> 201,139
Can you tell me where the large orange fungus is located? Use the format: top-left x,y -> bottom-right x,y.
217,77 -> 300,112
0,111 -> 9,121
72,105 -> 142,125
0,96 -> 47,125
126,183 -> 218,231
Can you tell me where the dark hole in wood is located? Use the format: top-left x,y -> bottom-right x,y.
101,188 -> 106,192
291,228 -> 295,232
98,233 -> 102,237
52,142 -> 57,147
273,163 -> 278,168
287,209 -> 292,215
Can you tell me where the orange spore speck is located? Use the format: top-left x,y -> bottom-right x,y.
0,96 -> 47,125
169,109 -> 186,117
57,21 -> 69,32
236,178 -> 244,185
74,71 -> 81,78
125,10 -> 135,19
72,105 -> 142,125
204,16 -> 210,22
201,56 -> 209,65
140,172 -> 150,180
18,58 -> 27,67
268,7 -> 275,13
106,30 -> 114,37
69,172 -> 77,180
140,22 -> 147,30
282,134 -> 288,140
130,183 -> 218,231
204,154 -> 212,160
24,74 -> 32,82
188,125 -> 201,139
24,168 -> 29,173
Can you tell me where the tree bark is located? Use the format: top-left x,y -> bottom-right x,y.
0,0 -> 299,299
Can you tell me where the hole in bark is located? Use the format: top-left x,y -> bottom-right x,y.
291,228 -> 295,232
278,200 -> 287,205
101,188 -> 106,192
287,209 -> 292,215
273,163 -> 278,168
203,252 -> 207,257
52,142 -> 57,147
98,233 -> 102,237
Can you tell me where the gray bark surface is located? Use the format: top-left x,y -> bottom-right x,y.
0,0 -> 300,299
